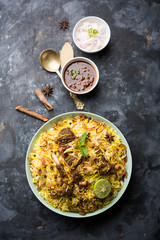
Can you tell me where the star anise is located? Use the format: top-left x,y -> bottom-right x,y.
105,133 -> 114,143
59,20 -> 69,30
42,84 -> 53,97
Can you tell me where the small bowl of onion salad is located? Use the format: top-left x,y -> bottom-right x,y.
73,16 -> 111,53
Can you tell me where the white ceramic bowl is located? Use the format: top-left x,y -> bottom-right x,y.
61,57 -> 99,94
73,16 -> 111,53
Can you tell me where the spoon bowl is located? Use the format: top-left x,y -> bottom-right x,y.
40,49 -> 61,77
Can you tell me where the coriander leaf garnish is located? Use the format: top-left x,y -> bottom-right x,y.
79,132 -> 87,146
88,28 -> 94,37
75,132 -> 88,157
75,145 -> 80,150
88,28 -> 98,37
80,146 -> 88,158
93,29 -> 98,35
71,70 -> 75,76
71,70 -> 79,78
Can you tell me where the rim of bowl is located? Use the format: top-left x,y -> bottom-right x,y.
73,16 -> 111,53
61,57 -> 99,94
25,111 -> 132,218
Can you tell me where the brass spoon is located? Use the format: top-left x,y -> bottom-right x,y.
40,49 -> 61,78
40,49 -> 84,110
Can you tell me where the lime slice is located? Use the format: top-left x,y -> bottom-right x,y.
94,179 -> 111,199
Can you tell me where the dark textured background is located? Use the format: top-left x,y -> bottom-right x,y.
0,0 -> 160,239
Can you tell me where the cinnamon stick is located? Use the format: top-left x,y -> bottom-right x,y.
35,88 -> 53,111
15,106 -> 48,122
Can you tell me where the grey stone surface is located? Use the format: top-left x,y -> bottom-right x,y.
0,0 -> 160,239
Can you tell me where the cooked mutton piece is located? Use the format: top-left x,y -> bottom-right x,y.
64,154 -> 84,170
71,156 -> 84,169
92,153 -> 111,173
72,171 -> 83,184
54,128 -> 75,145
56,164 -> 66,178
50,182 -> 74,197
64,155 -> 76,166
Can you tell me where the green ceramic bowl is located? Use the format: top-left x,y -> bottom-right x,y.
26,112 -> 132,218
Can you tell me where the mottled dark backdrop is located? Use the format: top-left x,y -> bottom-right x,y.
0,0 -> 160,239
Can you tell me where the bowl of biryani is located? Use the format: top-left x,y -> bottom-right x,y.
26,112 -> 132,218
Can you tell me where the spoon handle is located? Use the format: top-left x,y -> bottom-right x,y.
56,70 -> 62,79
69,92 -> 84,110
56,70 -> 84,110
